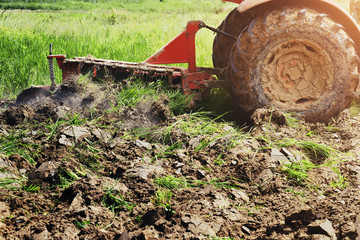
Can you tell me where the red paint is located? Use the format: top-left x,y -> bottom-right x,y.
47,55 -> 66,69
222,0 -> 244,4
145,20 -> 203,73
182,71 -> 215,93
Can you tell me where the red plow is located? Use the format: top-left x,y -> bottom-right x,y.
44,20 -> 228,102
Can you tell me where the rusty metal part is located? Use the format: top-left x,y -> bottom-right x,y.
50,56 -> 225,101
62,57 -> 178,83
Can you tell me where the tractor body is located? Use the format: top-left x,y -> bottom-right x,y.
17,0 -> 360,123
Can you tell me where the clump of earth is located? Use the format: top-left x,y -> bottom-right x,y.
0,80 -> 359,240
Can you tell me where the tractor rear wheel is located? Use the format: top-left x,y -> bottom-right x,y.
225,8 -> 359,122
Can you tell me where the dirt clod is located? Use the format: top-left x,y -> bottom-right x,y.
251,107 -> 287,126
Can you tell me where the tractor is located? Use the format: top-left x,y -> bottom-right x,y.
17,0 -> 360,123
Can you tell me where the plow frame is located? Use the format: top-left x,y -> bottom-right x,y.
47,20 -> 227,101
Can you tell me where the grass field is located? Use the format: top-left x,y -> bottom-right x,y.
0,0 -> 352,98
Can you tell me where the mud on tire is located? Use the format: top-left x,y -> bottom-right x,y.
228,8 -> 359,122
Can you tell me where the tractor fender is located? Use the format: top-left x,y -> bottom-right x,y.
236,0 -> 360,54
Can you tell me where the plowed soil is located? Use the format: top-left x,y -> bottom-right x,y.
0,81 -> 359,240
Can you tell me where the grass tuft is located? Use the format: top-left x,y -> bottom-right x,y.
102,188 -> 135,212
152,189 -> 174,212
281,159 -> 315,184
278,139 -> 334,161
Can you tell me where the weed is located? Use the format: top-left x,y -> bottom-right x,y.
284,113 -> 299,128
75,167 -> 87,177
305,130 -> 318,137
281,159 -> 315,184
115,80 -> 159,109
0,168 -> 25,196
76,140 -> 105,170
58,168 -> 80,188
324,125 -> 342,133
67,113 -> 86,126
0,129 -> 40,165
208,237 -> 236,240
214,154 -> 225,166
73,220 -> 91,229
0,176 -> 22,191
299,141 -> 333,160
162,121 -> 182,146
161,111 -> 241,152
194,133 -> 225,151
278,139 -> 334,160
350,100 -> 360,117
102,190 -> 135,212
284,188 -> 306,196
1,168 -> 43,193
23,184 -> 40,193
330,176 -> 348,189
329,166 -> 348,189
44,118 -> 63,140
152,189 -> 174,212
167,88 -> 191,115
154,176 -> 187,189
208,178 -> 242,189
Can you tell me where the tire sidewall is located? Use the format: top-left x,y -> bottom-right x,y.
230,9 -> 357,122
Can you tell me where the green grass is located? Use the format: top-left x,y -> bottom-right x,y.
124,110 -> 242,151
278,139 -> 334,161
0,128 -> 40,165
23,183 -> 40,192
73,220 -> 91,229
208,237 -> 236,240
161,111 -> 240,147
281,159 -> 315,184
58,168 -> 81,188
0,167 -> 40,194
0,0 -> 234,98
102,187 -> 135,212
0,168 -> 22,191
152,189 -> 174,212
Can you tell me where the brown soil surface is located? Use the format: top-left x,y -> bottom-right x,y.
0,82 -> 359,240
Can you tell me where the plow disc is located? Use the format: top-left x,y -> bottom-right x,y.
16,87 -> 52,106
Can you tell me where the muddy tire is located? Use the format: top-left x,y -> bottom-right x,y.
228,8 -> 360,122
